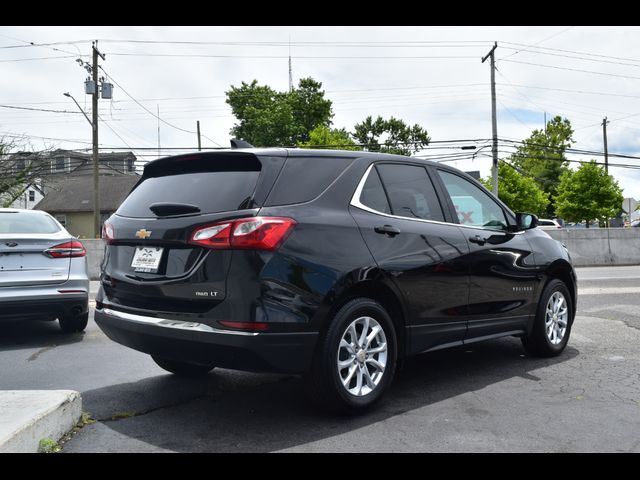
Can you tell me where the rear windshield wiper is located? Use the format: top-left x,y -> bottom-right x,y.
149,202 -> 201,217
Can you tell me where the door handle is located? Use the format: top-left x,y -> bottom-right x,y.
374,225 -> 401,237
469,235 -> 487,246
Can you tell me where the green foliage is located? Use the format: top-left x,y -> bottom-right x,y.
480,162 -> 549,216
555,161 -> 624,226
352,116 -> 430,156
225,78 -> 333,147
38,438 -> 61,453
298,125 -> 359,150
510,116 -> 574,216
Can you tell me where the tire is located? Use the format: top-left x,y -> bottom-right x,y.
152,356 -> 215,376
59,312 -> 88,333
522,279 -> 573,357
304,298 -> 397,414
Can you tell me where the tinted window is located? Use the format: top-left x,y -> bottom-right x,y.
376,164 -> 444,221
539,220 -> 554,226
117,171 -> 261,218
0,212 -> 61,234
438,170 -> 508,231
265,156 -> 351,206
359,167 -> 391,214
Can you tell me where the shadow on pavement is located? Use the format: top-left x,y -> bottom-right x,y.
0,320 -> 85,351
76,336 -> 579,452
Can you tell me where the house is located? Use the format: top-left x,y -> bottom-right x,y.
34,163 -> 140,238
3,149 -> 137,210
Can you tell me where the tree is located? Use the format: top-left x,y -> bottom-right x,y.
0,138 -> 49,208
555,161 -> 624,227
510,116 -> 574,217
352,116 -> 430,156
225,77 -> 333,147
480,162 -> 549,216
298,125 -> 359,150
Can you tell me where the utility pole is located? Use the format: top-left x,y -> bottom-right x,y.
197,121 -> 202,151
157,104 -> 161,158
602,117 -> 609,174
482,42 -> 499,196
92,41 -> 105,238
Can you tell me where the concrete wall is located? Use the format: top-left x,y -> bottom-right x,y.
82,239 -> 105,280
546,228 -> 640,266
80,229 -> 640,279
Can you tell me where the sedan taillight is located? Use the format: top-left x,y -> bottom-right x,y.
189,217 -> 296,251
44,241 -> 86,258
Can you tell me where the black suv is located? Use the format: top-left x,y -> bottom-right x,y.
95,148 -> 577,412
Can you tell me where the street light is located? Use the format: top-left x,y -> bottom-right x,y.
63,91 -> 100,238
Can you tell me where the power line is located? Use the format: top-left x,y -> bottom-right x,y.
97,66 -> 222,147
499,26 -> 575,61
0,55 -> 77,63
0,104 -> 82,114
106,52 -> 479,60
500,40 -> 640,64
501,59 -> 640,81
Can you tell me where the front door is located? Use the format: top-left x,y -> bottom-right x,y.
435,169 -> 539,342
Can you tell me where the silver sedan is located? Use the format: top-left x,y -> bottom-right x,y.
0,208 -> 89,333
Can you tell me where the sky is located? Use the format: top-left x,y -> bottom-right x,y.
1,25 -> 640,202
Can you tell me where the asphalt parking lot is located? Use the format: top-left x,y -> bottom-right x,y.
1,266 -> 639,452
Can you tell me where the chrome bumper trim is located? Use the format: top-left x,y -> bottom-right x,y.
101,308 -> 260,337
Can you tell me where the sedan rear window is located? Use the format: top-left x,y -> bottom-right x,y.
0,212 -> 61,234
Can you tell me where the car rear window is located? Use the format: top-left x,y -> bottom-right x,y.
117,154 -> 262,218
0,212 -> 61,234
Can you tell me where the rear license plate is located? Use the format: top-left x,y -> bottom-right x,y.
131,247 -> 164,273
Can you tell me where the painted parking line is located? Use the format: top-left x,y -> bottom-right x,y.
579,287 -> 640,295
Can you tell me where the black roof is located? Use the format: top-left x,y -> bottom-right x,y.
142,148 -> 439,174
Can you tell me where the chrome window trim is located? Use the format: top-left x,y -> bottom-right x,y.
350,163 -> 523,234
102,308 -> 260,336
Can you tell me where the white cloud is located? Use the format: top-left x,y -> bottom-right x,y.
1,25 -> 640,199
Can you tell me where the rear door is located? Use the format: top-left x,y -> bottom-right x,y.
350,162 -> 470,354
435,169 -> 539,341
0,212 -> 71,287
101,152 -> 284,314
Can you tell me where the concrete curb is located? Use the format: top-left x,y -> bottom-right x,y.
0,390 -> 82,453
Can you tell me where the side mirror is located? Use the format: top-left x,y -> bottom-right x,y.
515,212 -> 538,231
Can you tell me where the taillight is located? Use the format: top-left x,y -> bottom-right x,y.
102,222 -> 115,244
189,217 -> 296,251
45,241 -> 86,258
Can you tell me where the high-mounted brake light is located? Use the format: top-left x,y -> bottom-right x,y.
189,216 -> 296,251
44,241 -> 86,258
102,222 -> 115,244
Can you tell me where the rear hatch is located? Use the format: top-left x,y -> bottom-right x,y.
101,151 -> 285,315
0,212 -> 72,287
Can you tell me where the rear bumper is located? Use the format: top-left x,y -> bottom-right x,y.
94,307 -> 318,374
0,281 -> 89,321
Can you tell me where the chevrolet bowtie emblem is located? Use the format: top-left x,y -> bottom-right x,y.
135,229 -> 152,239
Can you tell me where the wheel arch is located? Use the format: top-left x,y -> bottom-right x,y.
542,259 -> 577,323
323,278 -> 408,360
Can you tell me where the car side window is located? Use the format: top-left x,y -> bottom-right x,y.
438,170 -> 508,231
376,164 -> 444,222
359,167 -> 392,214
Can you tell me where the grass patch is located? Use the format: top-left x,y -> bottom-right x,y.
38,438 -> 61,453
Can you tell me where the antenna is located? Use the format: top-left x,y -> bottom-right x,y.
288,35 -> 293,92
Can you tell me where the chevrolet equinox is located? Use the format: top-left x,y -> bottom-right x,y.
95,148 -> 577,412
